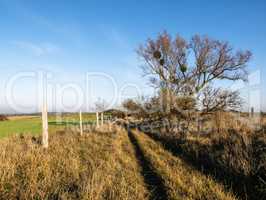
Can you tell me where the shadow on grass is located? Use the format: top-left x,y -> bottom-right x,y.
127,129 -> 169,200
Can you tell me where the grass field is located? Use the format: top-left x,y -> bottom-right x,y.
0,113 -> 97,138
0,117 -> 42,138
0,126 -> 236,199
0,113 -> 264,199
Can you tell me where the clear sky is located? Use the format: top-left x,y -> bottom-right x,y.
0,0 -> 265,113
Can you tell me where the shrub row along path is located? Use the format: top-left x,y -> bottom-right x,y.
127,128 -> 238,200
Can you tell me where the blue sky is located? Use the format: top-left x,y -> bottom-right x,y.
0,0 -> 265,113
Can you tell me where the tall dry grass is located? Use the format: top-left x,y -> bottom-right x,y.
143,113 -> 266,199
0,126 -> 148,200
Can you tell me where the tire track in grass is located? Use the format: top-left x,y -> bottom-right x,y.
127,129 -> 169,200
142,131 -> 247,199
132,129 -> 237,200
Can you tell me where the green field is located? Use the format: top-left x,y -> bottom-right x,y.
0,113 -> 97,138
0,117 -> 42,138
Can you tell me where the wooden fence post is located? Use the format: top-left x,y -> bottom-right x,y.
101,112 -> 104,126
96,112 -> 99,128
42,104 -> 49,148
79,110 -> 83,136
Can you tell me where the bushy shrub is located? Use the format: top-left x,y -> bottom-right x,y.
0,115 -> 8,121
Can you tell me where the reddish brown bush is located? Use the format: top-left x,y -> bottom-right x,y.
0,115 -> 8,121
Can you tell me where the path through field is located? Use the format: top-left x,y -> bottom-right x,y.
127,129 -> 168,200
126,129 -> 237,200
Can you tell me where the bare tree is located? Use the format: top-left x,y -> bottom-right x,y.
137,31 -> 251,95
122,99 -> 142,113
136,31 -> 251,135
200,86 -> 243,113
122,98 -> 147,119
95,98 -> 108,112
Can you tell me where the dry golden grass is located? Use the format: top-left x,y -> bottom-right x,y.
0,127 -> 148,200
1,118 -> 264,199
132,129 -> 238,200
149,112 -> 266,199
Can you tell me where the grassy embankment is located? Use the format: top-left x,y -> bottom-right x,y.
142,122 -> 266,200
